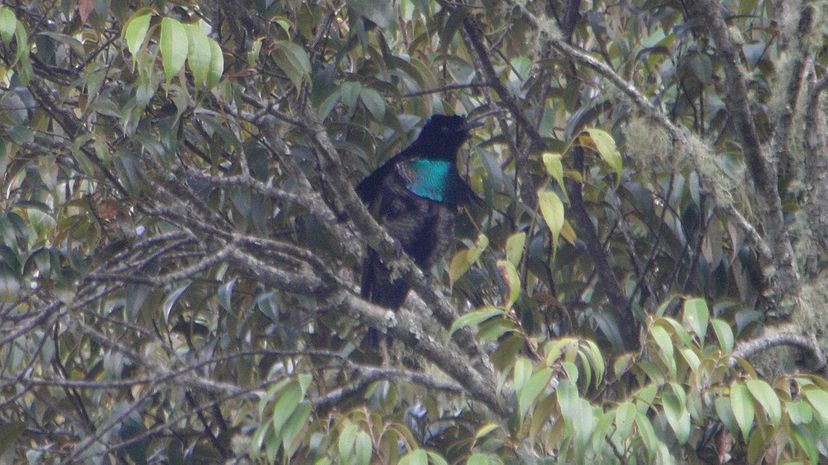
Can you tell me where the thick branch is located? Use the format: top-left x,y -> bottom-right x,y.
803,67 -> 828,254
730,332 -> 826,372
690,0 -> 798,303
336,291 -> 508,416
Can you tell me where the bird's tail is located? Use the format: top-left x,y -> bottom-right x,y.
361,250 -> 410,347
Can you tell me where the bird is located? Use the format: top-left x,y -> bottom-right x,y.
357,114 -> 481,315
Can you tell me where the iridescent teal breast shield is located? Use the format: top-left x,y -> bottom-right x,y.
400,158 -> 454,203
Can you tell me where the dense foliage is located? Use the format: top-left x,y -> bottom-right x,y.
1,0 -> 827,464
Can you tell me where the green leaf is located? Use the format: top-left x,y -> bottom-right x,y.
678,348 -> 700,372
218,278 -> 236,312
477,318 -> 515,343
710,318 -> 734,353
186,22 -> 211,89
745,379 -> 781,426
448,234 -> 488,285
10,21 -> 28,68
473,423 -> 500,442
557,378 -> 578,422
272,383 -> 303,436
281,401 -> 311,453
360,87 -> 385,120
730,383 -> 755,441
583,128 -> 622,186
354,431 -> 372,465
399,448 -> 427,465
505,232 -> 525,266
682,298 -> 709,344
635,411 -> 657,461
746,426 -> 769,465
518,368 -> 553,419
542,152 -> 564,189
689,53 -> 712,84
562,361 -> 579,384
247,36 -> 263,66
545,338 -> 576,365
650,325 -> 674,371
792,428 -> 818,465
347,0 -> 395,28
785,400 -> 813,425
0,6 -> 17,45
513,357 -> 532,393
160,17 -> 188,85
297,373 -> 312,395
615,401 -> 636,438
583,340 -> 605,387
466,453 -> 489,465
426,451 -> 449,465
439,7 -> 465,48
162,281 -> 190,322
273,40 -> 310,89
448,307 -> 503,337
338,422 -> 357,461
803,387 -> 828,422
496,259 -> 520,307
572,398 -> 595,457
341,81 -> 361,110
7,126 -> 33,145
206,38 -> 224,89
714,396 -> 738,437
662,388 -> 690,443
538,190 -> 564,250
123,8 -> 152,61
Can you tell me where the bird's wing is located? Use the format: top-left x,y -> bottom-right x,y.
458,177 -> 485,208
355,148 -> 416,204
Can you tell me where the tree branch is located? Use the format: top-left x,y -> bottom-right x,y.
690,0 -> 799,306
730,332 -> 826,372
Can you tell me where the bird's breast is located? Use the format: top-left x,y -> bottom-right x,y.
397,158 -> 455,204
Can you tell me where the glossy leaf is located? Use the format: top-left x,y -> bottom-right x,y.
518,368 -> 553,419
710,318 -> 734,353
539,190 -> 564,250
448,307 -> 503,337
542,152 -> 564,189
505,231 -> 525,266
206,38 -> 224,89
583,128 -> 622,185
730,383 -> 755,441
160,17 -> 188,84
186,22 -> 211,88
399,449 -> 427,465
354,431 -> 372,465
682,298 -> 709,344
123,8 -> 152,61
615,401 -> 636,438
360,87 -> 386,120
745,379 -> 781,426
273,40 -> 310,89
803,388 -> 828,422
449,234 -> 488,285
0,7 -> 15,45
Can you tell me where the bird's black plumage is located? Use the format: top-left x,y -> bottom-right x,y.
357,114 -> 479,310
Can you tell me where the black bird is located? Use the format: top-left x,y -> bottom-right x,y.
357,114 -> 480,311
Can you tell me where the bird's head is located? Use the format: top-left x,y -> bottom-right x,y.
415,114 -> 482,159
